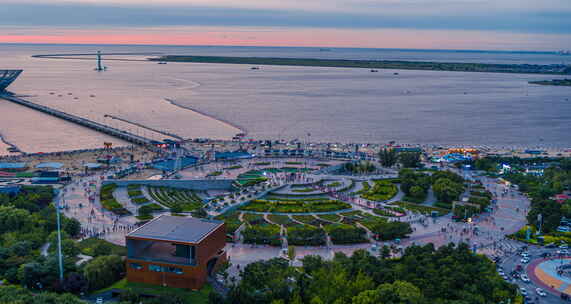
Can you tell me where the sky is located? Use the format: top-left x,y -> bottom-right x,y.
1,0 -> 570,50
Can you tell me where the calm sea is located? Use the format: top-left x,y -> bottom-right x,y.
0,44 -> 570,154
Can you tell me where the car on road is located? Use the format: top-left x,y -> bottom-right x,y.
560,244 -> 569,249
562,249 -> 569,255
536,288 -> 547,297
521,274 -> 531,282
520,287 -> 527,296
96,298 -> 103,304
521,252 -> 529,257
557,226 -> 571,232
521,258 -> 530,264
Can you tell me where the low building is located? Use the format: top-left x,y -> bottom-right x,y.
125,215 -> 226,290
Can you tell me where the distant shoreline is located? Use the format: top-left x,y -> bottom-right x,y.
150,55 -> 571,75
529,79 -> 571,86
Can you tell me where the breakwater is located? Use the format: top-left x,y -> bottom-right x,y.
0,94 -> 156,146
165,98 -> 247,136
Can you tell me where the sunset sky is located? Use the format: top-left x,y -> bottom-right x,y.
1,0 -> 570,50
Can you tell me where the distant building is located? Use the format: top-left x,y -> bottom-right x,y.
0,162 -> 28,172
394,147 -> 423,153
214,151 -> 254,161
125,215 -> 226,290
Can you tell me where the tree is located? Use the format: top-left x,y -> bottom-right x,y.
377,281 -> 422,304
409,186 -> 426,201
398,152 -> 421,168
0,205 -> 32,234
432,178 -> 464,204
378,148 -> 398,168
83,255 -> 125,291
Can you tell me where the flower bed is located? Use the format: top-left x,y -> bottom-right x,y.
131,197 -> 150,205
287,225 -> 326,246
268,214 -> 293,226
317,214 -> 341,222
292,215 -> 328,227
128,190 -> 144,198
215,211 -> 242,242
239,199 -> 350,213
148,186 -> 203,212
100,183 -> 130,215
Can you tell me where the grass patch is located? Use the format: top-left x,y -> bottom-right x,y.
239,199 -> 350,213
95,278 -> 212,304
207,171 -> 223,177
285,161 -> 303,165
317,214 -> 341,222
291,188 -> 316,193
127,190 -> 143,197
360,180 -> 398,201
131,197 -> 150,204
267,214 -> 293,225
78,237 -> 127,257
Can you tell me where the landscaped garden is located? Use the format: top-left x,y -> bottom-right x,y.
389,201 -> 450,216
324,224 -> 368,244
242,223 -> 282,246
287,225 -> 326,246
214,211 -> 242,242
358,179 -> 398,201
239,198 -> 351,213
127,184 -> 150,205
100,183 -> 130,215
147,186 -> 203,212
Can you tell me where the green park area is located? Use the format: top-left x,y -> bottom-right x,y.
357,179 -> 398,201
239,198 -> 351,213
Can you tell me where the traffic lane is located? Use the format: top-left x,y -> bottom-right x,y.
500,247 -> 567,303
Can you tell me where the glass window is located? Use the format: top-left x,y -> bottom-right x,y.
149,264 -> 163,272
167,267 -> 183,274
129,263 -> 143,270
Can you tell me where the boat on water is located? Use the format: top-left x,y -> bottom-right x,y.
370,69 -> 379,73
251,67 -> 260,70
557,50 -> 571,56
7,147 -> 19,153
157,61 -> 167,64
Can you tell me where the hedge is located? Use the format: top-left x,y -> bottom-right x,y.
242,224 -> 281,246
325,224 -> 368,244
287,225 -> 326,246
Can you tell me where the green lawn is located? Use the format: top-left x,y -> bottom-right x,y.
78,238 -> 127,257
95,278 -> 212,304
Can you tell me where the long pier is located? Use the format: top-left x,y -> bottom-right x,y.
104,114 -> 183,140
0,94 -> 157,146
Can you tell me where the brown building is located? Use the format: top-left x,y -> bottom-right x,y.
125,215 -> 226,290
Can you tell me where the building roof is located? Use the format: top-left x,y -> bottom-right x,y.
127,215 -> 223,244
36,162 -> 64,169
0,162 -> 27,169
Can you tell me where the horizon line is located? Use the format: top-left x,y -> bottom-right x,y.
0,42 -> 562,55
